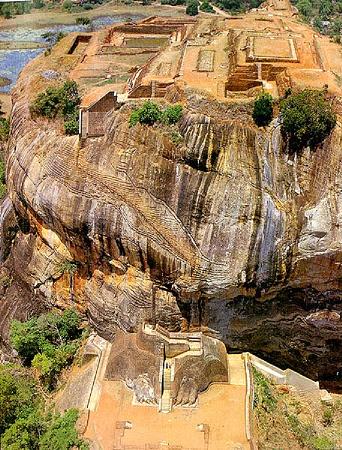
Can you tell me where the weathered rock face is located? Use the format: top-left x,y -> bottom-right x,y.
2,56 -> 342,384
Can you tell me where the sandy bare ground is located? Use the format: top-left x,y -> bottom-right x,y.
0,94 -> 11,117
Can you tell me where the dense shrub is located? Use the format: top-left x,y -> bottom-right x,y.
200,0 -> 215,12
63,0 -> 73,10
0,117 -> 9,142
10,309 -> 84,389
212,0 -> 262,13
0,390 -> 88,450
0,313 -> 88,449
82,3 -> 94,9
186,0 -> 199,15
280,89 -> 336,151
162,105 -> 183,125
31,87 -> 62,119
161,0 -> 186,4
38,409 -> 89,450
253,368 -> 277,412
129,102 -> 183,127
0,1 -> 31,18
76,16 -> 91,25
252,92 -> 273,127
0,366 -> 38,435
30,81 -> 81,135
33,0 -> 45,9
129,101 -> 162,126
296,0 -> 313,17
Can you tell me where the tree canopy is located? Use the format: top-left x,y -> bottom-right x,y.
252,92 -> 274,127
129,101 -> 183,127
30,81 -> 80,136
186,0 -> 199,15
280,89 -> 336,151
10,309 -> 84,390
0,310 -> 88,449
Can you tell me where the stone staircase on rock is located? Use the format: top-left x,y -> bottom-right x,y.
160,359 -> 173,413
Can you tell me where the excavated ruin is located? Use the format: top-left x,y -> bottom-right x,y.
1,11 -> 342,389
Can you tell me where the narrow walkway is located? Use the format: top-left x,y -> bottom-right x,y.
228,354 -> 247,386
160,358 -> 173,413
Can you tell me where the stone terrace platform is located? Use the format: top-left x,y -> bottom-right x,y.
47,0 -> 342,104
81,327 -> 250,450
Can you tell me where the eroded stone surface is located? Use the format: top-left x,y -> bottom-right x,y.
2,5 -> 342,385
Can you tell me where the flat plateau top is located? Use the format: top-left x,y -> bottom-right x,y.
253,36 -> 292,59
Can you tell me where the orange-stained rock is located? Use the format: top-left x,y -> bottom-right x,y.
2,8 -> 342,385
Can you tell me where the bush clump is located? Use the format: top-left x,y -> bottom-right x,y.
0,365 -> 88,449
30,80 -> 81,135
212,0 -> 262,13
200,0 -> 215,12
162,104 -> 183,125
75,16 -> 91,25
161,0 -> 186,4
252,92 -> 273,127
280,89 -> 336,151
186,0 -> 199,15
10,309 -> 84,390
129,101 -> 162,126
129,101 -> 183,127
63,0 -> 73,11
0,117 -> 9,142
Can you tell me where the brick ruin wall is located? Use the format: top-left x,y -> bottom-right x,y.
83,94 -> 118,137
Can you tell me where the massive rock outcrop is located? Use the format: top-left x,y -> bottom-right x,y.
2,46 -> 342,385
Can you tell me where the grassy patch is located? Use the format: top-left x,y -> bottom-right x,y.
252,368 -> 342,450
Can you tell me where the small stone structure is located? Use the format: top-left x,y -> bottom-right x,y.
246,35 -> 298,63
79,91 -> 119,139
67,34 -> 91,56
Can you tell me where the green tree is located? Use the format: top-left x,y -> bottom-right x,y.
186,0 -> 199,15
2,5 -> 12,19
0,366 -> 38,435
296,0 -> 313,17
0,117 -> 9,142
63,0 -> 73,10
30,81 -> 80,135
64,111 -> 79,135
33,0 -> 45,9
1,409 -> 46,450
280,89 -> 336,151
10,319 -> 42,364
162,105 -> 183,125
319,0 -> 333,18
252,92 -> 273,127
129,101 -> 162,126
0,363 -> 88,449
1,407 -> 88,450
10,310 -> 83,389
39,409 -> 88,450
75,17 -> 91,25
200,0 -> 215,12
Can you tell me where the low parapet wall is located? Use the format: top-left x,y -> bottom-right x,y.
248,353 -> 319,392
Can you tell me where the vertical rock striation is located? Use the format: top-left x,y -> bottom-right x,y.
2,58 -> 342,383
